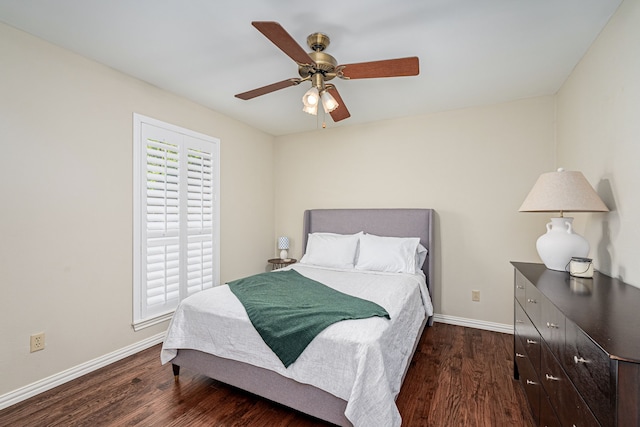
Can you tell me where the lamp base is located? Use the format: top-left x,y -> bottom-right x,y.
536,217 -> 589,271
280,249 -> 288,260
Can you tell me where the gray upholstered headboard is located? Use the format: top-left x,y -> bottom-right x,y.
302,208 -> 434,297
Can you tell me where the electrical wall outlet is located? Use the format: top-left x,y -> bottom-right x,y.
472,290 -> 480,302
30,332 -> 45,352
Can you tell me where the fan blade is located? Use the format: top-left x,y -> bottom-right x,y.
326,86 -> 351,122
252,21 -> 316,66
235,78 -> 302,100
339,56 -> 419,79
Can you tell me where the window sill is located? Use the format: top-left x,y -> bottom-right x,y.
132,311 -> 174,332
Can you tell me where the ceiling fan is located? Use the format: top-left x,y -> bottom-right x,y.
235,21 -> 420,123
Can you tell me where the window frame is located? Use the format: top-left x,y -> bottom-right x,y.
132,113 -> 220,331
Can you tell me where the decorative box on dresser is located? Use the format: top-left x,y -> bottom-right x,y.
512,262 -> 640,427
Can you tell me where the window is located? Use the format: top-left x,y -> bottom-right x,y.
132,114 -> 220,330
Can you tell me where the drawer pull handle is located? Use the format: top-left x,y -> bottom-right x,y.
515,319 -> 524,324
574,355 -> 589,364
526,380 -> 537,386
526,339 -> 537,345
515,353 -> 526,358
546,322 -> 559,329
545,374 -> 560,381
527,298 -> 537,304
517,285 -> 525,289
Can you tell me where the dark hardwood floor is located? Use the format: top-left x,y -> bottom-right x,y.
0,323 -> 535,426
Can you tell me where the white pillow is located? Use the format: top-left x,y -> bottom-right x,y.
300,232 -> 362,269
416,243 -> 428,272
355,234 -> 420,274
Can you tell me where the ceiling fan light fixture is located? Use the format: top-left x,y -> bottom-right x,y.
320,90 -> 339,113
302,87 -> 319,108
302,103 -> 318,115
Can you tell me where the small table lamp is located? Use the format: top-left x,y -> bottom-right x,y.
519,168 -> 609,271
278,236 -> 290,260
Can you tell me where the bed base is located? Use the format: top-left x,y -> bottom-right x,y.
171,314 -> 428,426
171,350 -> 350,426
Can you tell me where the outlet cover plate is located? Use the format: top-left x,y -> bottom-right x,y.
30,333 -> 45,352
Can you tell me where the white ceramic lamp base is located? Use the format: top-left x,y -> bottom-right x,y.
280,249 -> 288,260
536,217 -> 589,271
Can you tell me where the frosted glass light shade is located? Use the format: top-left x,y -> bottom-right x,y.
302,87 -> 319,115
320,90 -> 339,113
302,103 -> 318,115
302,87 -> 319,107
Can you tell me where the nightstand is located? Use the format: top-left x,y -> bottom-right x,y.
268,258 -> 297,270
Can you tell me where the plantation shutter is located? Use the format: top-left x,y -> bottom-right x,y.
185,141 -> 215,296
133,114 -> 219,329
141,124 -> 182,319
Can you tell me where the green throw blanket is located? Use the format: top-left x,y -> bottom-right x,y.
227,269 -> 390,367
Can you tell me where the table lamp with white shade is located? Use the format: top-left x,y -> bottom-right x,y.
519,168 -> 609,271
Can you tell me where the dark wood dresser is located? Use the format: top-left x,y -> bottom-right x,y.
512,262 -> 640,427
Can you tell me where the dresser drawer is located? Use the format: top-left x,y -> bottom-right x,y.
617,361 -> 640,427
524,279 -> 543,330
541,341 -> 600,427
515,301 -> 541,370
513,334 -> 531,380
517,344 -> 542,425
515,269 -> 527,307
564,319 -> 613,427
514,300 -> 527,337
514,332 -> 526,358
539,394 -> 561,427
540,296 -> 565,356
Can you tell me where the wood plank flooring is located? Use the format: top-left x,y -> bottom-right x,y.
0,323 -> 535,426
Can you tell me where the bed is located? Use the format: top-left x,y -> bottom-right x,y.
161,208 -> 435,426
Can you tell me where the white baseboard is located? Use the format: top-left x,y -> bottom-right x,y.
433,313 -> 513,334
0,332 -> 165,411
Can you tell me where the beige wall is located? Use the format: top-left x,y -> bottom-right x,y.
273,96 -> 554,325
3,0 -> 637,403
556,0 -> 640,286
0,23 -> 274,395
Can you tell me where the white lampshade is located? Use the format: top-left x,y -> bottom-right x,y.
519,168 -> 609,271
519,168 -> 609,214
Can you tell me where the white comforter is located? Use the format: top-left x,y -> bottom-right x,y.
161,264 -> 433,427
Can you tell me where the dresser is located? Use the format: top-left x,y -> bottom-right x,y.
512,262 -> 640,427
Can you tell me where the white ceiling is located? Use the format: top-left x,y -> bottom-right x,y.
0,0 -> 621,136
